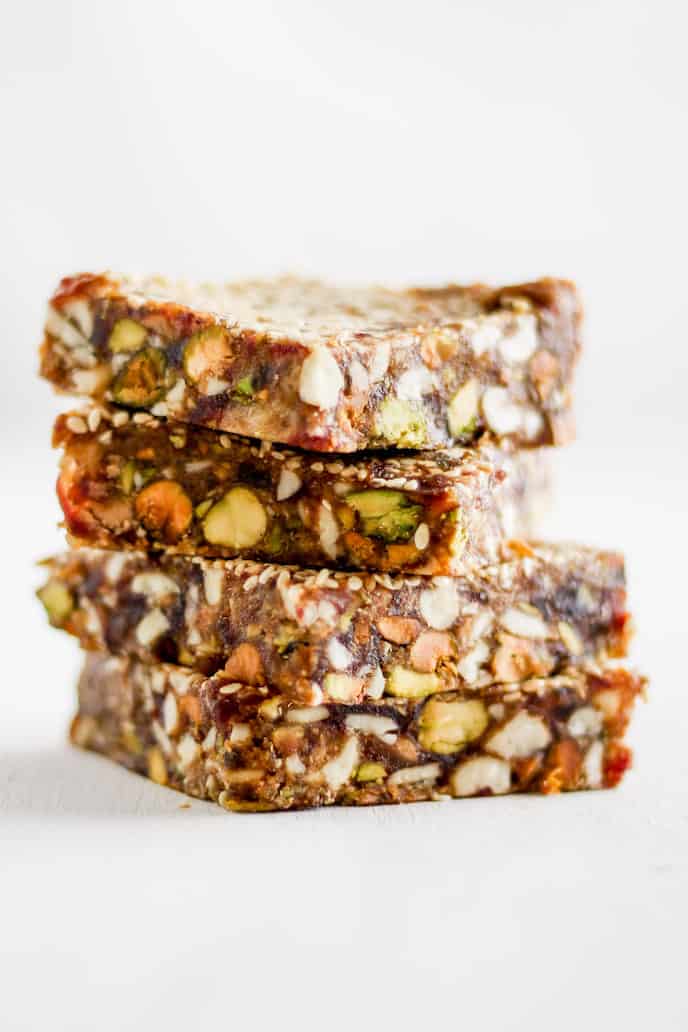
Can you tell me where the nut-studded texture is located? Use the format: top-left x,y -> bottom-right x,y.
72,653 -> 644,811
54,405 -> 549,575
40,543 -> 631,705
40,273 -> 581,452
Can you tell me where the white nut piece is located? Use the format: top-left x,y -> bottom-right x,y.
450,755 -> 511,797
317,502 -> 340,560
285,754 -> 306,776
499,605 -> 548,639
327,639 -> 353,671
497,315 -> 538,363
162,692 -> 179,735
203,567 -> 224,606
558,621 -> 583,656
419,578 -> 459,630
593,688 -> 621,719
447,378 -> 479,436
456,640 -> 490,684
487,711 -> 551,759
321,736 -> 359,790
387,763 -> 440,788
344,713 -> 398,744
276,469 -> 302,501
299,346 -> 344,409
131,572 -> 181,602
323,673 -> 362,702
418,698 -> 488,754
176,733 -> 200,770
229,723 -> 252,746
62,298 -> 94,339
567,706 -> 603,739
481,386 -> 524,436
414,523 -> 430,550
583,740 -> 604,788
135,608 -> 170,646
286,705 -> 330,724
366,666 -> 385,700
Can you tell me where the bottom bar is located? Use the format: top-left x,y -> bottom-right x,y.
72,653 -> 644,812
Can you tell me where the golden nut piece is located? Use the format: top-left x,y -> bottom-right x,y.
135,480 -> 193,542
418,698 -> 488,755
202,487 -> 267,549
37,580 -> 74,626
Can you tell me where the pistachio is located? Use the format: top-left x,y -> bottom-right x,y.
375,398 -> 427,447
108,318 -> 148,353
418,698 -> 488,755
345,488 -> 422,542
202,487 -> 267,549
355,762 -> 387,782
135,480 -> 193,542
233,375 -> 255,401
386,666 -> 442,699
111,347 -> 166,408
37,581 -> 74,626
183,326 -> 232,383
447,378 -> 480,437
119,460 -> 136,495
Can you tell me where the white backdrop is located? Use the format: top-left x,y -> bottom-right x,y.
1,3 -> 687,1030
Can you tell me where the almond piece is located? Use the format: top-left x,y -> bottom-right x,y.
377,616 -> 421,645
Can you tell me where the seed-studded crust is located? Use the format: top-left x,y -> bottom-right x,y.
72,653 -> 644,811
40,543 -> 631,705
41,273 -> 581,452
53,404 -> 549,575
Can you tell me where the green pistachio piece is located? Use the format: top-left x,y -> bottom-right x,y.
233,376 -> 255,401
108,318 -> 148,353
119,460 -> 136,495
356,762 -> 387,783
375,398 -> 427,447
345,489 -> 422,542
37,581 -> 74,626
183,326 -> 231,383
111,348 -> 166,408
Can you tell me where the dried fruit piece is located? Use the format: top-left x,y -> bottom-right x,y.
387,666 -> 442,698
418,698 -> 488,755
202,487 -> 267,549
135,480 -> 193,542
345,489 -> 422,543
108,318 -> 148,353
112,347 -> 166,408
447,378 -> 480,437
183,326 -> 232,383
37,581 -> 73,625
375,398 -> 427,447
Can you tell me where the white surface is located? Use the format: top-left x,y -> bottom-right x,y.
1,2 -> 687,1030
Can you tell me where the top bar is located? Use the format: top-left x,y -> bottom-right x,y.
41,273 -> 581,453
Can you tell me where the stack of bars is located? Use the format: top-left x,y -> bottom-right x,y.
37,272 -> 645,811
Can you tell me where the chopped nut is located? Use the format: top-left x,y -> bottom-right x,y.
37,581 -> 73,626
456,640 -> 490,683
387,763 -> 440,787
276,468 -> 302,501
111,347 -> 166,408
130,572 -> 180,602
497,315 -> 538,363
162,692 -> 179,735
355,762 -> 387,782
377,616 -> 421,645
176,733 -> 200,769
203,487 -> 267,549
323,673 -> 363,702
481,386 -> 523,436
414,523 -> 430,550
229,723 -> 252,746
366,666 -> 385,699
146,747 -> 168,786
135,608 -> 170,647
286,705 -> 330,724
108,318 -> 148,353
419,578 -> 459,630
418,698 -> 488,754
410,630 -> 455,672
345,713 -> 398,743
326,639 -> 353,670
203,567 -> 224,605
321,736 -> 359,789
450,755 -> 511,797
183,326 -> 232,382
71,713 -> 97,748
222,643 -> 265,686
583,740 -> 604,788
447,378 -> 480,437
345,489 -> 422,543
285,754 -> 306,775
491,635 -> 547,683
499,605 -> 548,639
387,666 -> 442,699
487,712 -> 551,759
298,346 -> 344,409
593,688 -> 621,719
135,480 -> 193,543
567,706 -> 603,739
375,398 -> 427,447
558,621 -> 583,656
